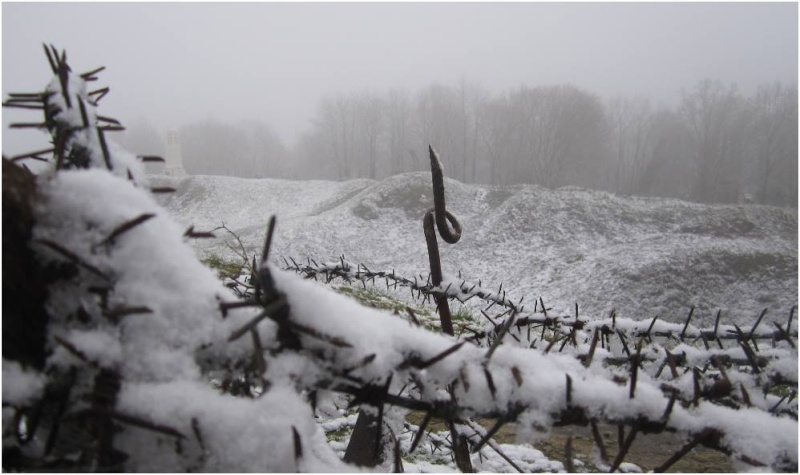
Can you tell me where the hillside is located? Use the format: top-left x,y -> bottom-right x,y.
152,172 -> 797,327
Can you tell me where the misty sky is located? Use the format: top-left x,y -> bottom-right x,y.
2,2 -> 797,154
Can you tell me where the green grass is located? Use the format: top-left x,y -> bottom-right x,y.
335,285 -> 422,315
202,254 -> 245,280
325,425 -> 353,443
335,285 -> 480,337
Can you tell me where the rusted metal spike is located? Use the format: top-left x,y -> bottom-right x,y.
54,131 -> 68,170
583,328 -> 599,368
654,431 -> 708,472
372,376 -> 392,462
409,411 -> 432,454
101,213 -> 156,246
788,306 -> 796,333
773,322 -> 796,349
389,427 -> 403,473
472,417 -> 507,453
106,410 -> 185,438
42,43 -> 57,72
53,335 -> 95,365
484,367 -> 496,398
680,307 -> 695,341
511,366 -> 523,387
486,311 -> 517,361
617,329 -> 631,357
105,306 -> 152,320
57,62 -> 71,109
292,426 -> 303,464
405,307 -> 421,327
460,366 -> 471,392
191,417 -> 205,453
89,87 -> 110,104
748,308 -> 768,340
544,335 -> 560,354
77,95 -> 90,128
9,122 -> 47,129
219,300 -> 261,317
739,383 -> 752,407
183,226 -> 216,239
8,92 -> 50,99
261,215 -> 277,264
769,394 -> 788,413
99,125 -> 125,132
646,316 -> 659,338
590,420 -> 609,464
737,340 -> 761,374
737,454 -> 767,468
692,368 -> 701,406
36,239 -> 110,280
713,309 -> 723,336
558,333 -> 572,352
566,374 -> 573,405
56,46 -> 67,69
609,423 -> 638,472
96,128 -> 112,169
418,341 -> 466,369
629,339 -> 644,399
138,155 -> 165,162
2,103 -> 44,110
227,297 -> 287,341
289,321 -> 353,348
81,66 -> 106,80
661,390 -> 678,426
10,148 -> 55,162
666,349 -> 679,379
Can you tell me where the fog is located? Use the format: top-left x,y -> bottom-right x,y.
2,2 -> 797,205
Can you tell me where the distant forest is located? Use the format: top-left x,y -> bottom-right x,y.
119,79 -> 798,207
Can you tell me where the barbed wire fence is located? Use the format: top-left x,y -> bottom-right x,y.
3,45 -> 797,473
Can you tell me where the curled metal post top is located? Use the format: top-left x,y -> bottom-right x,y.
428,146 -> 461,244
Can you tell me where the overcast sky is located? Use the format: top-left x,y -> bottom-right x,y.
2,2 -> 797,154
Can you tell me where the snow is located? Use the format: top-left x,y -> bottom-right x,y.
2,360 -> 45,406
271,270 -> 796,468
151,172 -> 797,327
4,55 -> 796,472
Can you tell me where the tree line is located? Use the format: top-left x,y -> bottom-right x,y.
120,79 -> 798,207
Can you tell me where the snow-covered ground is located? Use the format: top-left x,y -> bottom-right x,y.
152,172 -> 797,328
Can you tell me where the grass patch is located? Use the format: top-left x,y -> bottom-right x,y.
335,285 -> 482,338
335,285 -> 430,315
202,254 -> 244,280
325,425 -> 353,443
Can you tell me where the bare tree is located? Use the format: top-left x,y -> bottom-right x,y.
607,96 -> 654,194
750,82 -> 798,206
353,92 -> 385,179
680,79 -> 750,203
387,89 -> 411,175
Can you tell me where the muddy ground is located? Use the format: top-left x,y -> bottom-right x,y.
406,413 -> 734,472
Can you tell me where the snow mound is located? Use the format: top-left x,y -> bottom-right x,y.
152,173 -> 797,326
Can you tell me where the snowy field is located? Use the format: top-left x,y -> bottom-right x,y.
152,172 -> 797,328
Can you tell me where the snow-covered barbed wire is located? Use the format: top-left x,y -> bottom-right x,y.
280,255 -> 796,343
3,45 -> 797,473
